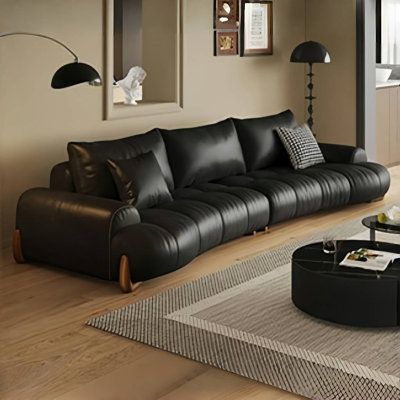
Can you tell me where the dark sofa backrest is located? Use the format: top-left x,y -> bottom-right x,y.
233,110 -> 297,171
161,119 -> 246,188
67,129 -> 174,199
52,110 -> 298,198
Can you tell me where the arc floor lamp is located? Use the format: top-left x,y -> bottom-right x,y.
0,31 -> 102,88
290,40 -> 331,133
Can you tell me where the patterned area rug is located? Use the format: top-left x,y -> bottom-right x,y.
87,215 -> 400,400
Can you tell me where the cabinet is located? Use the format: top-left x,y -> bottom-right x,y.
376,86 -> 400,166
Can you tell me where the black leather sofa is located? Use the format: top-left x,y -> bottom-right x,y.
14,110 -> 390,292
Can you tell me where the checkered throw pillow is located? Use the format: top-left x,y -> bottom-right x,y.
276,124 -> 325,170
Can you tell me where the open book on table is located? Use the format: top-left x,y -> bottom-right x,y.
339,248 -> 400,272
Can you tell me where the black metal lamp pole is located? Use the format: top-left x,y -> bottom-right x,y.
306,63 -> 316,132
290,41 -> 331,135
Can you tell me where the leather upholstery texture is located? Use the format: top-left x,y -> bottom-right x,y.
107,152 -> 173,209
161,119 -> 246,188
50,162 -> 75,192
16,188 -> 140,280
16,111 -> 391,286
319,143 -> 368,164
233,110 -> 297,171
68,129 -> 174,198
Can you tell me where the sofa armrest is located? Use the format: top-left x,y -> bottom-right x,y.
318,143 -> 368,164
16,188 -> 140,280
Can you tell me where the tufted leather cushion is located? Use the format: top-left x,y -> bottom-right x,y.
161,119 -> 246,188
172,188 -> 250,242
68,129 -> 174,198
111,223 -> 179,282
193,183 -> 270,233
218,169 -> 324,224
159,199 -> 224,253
312,163 -> 389,204
233,110 -> 297,171
290,168 -> 351,209
253,167 -> 348,211
107,152 -> 173,209
140,209 -> 200,267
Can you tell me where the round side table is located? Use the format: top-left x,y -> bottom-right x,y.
362,215 -> 400,241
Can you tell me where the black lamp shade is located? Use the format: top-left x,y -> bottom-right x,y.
51,62 -> 102,89
290,41 -> 331,64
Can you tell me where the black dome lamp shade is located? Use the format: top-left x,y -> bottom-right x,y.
290,41 -> 331,64
51,62 -> 102,89
290,41 -> 331,133
0,32 -> 102,89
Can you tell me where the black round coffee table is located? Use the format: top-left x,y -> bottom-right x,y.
292,240 -> 400,327
362,215 -> 400,241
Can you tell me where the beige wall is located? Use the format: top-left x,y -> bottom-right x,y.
305,0 -> 357,145
0,0 -> 307,249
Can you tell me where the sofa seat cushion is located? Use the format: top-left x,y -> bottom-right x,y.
193,183 -> 270,233
111,223 -> 179,282
356,162 -> 391,195
158,200 -> 224,253
251,166 -> 351,210
233,110 -> 297,171
139,209 -> 200,267
294,168 -> 351,209
162,119 -> 246,188
172,188 -> 250,242
218,172 -> 323,224
68,129 -> 174,198
311,163 -> 390,203
217,176 -> 297,224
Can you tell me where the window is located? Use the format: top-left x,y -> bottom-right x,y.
381,0 -> 400,64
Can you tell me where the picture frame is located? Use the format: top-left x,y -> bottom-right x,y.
240,0 -> 273,57
214,0 -> 239,30
214,30 -> 239,56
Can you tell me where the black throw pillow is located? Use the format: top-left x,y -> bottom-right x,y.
107,151 -> 173,209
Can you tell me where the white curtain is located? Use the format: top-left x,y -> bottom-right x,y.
382,0 -> 400,64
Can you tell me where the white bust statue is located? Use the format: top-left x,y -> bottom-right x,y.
117,66 -> 147,106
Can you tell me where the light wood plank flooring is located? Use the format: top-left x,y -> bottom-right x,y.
1,166 -> 400,400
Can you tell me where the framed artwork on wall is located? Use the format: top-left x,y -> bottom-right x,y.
214,30 -> 239,56
214,0 -> 239,29
240,0 -> 273,56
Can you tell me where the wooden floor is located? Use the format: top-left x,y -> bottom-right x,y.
1,166 -> 400,400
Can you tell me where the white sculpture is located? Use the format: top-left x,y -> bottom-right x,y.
117,66 -> 147,106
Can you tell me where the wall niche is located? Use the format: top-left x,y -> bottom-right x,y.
105,0 -> 183,120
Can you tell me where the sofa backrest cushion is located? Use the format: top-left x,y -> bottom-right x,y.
161,119 -> 246,188
233,110 -> 297,171
68,129 -> 174,198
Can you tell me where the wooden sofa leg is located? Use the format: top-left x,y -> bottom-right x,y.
119,255 -> 142,293
12,230 -> 25,264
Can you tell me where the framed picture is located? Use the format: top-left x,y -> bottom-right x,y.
214,30 -> 239,56
214,0 -> 239,29
240,0 -> 273,56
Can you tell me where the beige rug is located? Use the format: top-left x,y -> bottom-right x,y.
88,215 -> 400,400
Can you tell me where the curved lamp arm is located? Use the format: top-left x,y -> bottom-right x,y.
0,31 -> 102,88
0,31 -> 79,62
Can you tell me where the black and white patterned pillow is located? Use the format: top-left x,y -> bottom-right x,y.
276,124 -> 325,169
